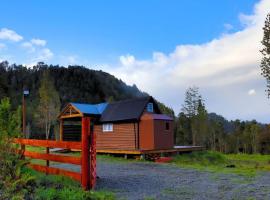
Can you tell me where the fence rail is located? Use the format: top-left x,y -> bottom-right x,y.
14,138 -> 81,149
14,138 -> 82,182
14,116 -> 96,190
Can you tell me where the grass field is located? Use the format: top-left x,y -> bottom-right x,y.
172,151 -> 270,176
22,167 -> 114,200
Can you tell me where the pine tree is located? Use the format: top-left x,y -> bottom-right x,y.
181,86 -> 207,145
260,13 -> 270,96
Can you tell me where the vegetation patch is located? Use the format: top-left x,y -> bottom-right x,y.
23,167 -> 115,200
172,151 -> 270,176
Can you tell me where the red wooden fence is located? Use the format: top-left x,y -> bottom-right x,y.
14,116 -> 96,190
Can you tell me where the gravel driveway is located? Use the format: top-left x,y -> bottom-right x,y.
54,159 -> 270,200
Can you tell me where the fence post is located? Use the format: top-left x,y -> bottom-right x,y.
81,117 -> 90,190
90,124 -> 97,189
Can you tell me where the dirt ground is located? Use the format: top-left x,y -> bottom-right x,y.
54,158 -> 270,200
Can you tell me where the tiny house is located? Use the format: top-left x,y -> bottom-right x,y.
58,96 -> 174,151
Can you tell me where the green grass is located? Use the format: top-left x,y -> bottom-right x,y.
97,154 -> 147,163
22,167 -> 115,200
26,145 -> 45,153
171,151 -> 270,176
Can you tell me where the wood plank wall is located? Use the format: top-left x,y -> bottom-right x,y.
95,123 -> 137,150
63,125 -> 81,141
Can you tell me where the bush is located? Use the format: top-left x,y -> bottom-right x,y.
0,98 -> 36,200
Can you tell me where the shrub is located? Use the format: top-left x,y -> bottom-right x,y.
0,98 -> 36,200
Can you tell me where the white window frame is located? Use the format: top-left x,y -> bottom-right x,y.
147,102 -> 154,112
102,123 -> 113,132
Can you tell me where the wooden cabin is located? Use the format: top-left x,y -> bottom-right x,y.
58,96 -> 174,151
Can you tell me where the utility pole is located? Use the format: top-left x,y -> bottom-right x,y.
22,90 -> 29,138
21,89 -> 29,158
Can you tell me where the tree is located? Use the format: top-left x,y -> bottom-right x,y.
36,70 -> 60,139
175,112 -> 191,145
0,98 -> 35,200
260,13 -> 270,96
182,86 -> 201,118
181,86 -> 207,146
0,97 -> 21,138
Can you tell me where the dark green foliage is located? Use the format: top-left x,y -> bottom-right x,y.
0,61 -> 145,110
157,102 -> 175,117
0,98 -> 36,200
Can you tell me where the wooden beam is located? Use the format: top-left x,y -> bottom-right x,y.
60,114 -> 83,119
29,164 -> 81,182
14,139 -> 81,150
81,117 -> 90,190
24,151 -> 81,165
60,119 -> 63,141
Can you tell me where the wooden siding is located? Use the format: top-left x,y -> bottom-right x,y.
139,114 -> 155,150
139,113 -> 174,150
154,120 -> 174,149
63,124 -> 81,141
95,123 -> 137,150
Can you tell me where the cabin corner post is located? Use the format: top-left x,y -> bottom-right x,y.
81,117 -> 90,190
59,119 -> 63,141
90,122 -> 97,189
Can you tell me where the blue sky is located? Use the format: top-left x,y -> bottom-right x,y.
0,0 -> 270,123
0,0 -> 257,63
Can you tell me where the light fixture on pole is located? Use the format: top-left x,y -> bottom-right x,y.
22,89 -> 29,138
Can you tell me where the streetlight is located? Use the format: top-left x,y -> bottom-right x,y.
21,89 -> 29,158
22,89 -> 29,138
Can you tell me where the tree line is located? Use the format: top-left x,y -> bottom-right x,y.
174,86 -> 270,154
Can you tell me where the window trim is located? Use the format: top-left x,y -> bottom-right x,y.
146,102 -> 154,112
102,123 -> 113,132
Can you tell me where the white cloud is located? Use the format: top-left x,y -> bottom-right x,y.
106,0 -> 270,122
248,89 -> 256,96
37,48 -> 54,61
21,42 -> 35,52
31,38 -> 46,46
120,54 -> 135,66
0,28 -> 23,42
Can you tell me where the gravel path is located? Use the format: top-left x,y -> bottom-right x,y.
54,159 -> 270,200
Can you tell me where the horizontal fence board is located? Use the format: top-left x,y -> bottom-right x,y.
24,151 -> 81,165
14,139 -> 81,150
29,164 -> 81,182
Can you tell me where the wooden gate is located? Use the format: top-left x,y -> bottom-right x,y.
14,117 -> 96,190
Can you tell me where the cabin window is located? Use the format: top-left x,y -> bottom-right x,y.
165,122 -> 170,131
102,123 -> 113,132
146,102 -> 154,112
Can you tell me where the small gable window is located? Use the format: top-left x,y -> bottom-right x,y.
102,123 -> 113,132
146,102 -> 154,112
165,122 -> 170,131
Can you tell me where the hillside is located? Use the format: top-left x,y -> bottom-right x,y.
0,61 -> 174,115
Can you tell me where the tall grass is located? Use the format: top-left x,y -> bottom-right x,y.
172,151 -> 270,176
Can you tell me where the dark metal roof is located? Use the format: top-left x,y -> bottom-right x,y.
100,96 -> 160,122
